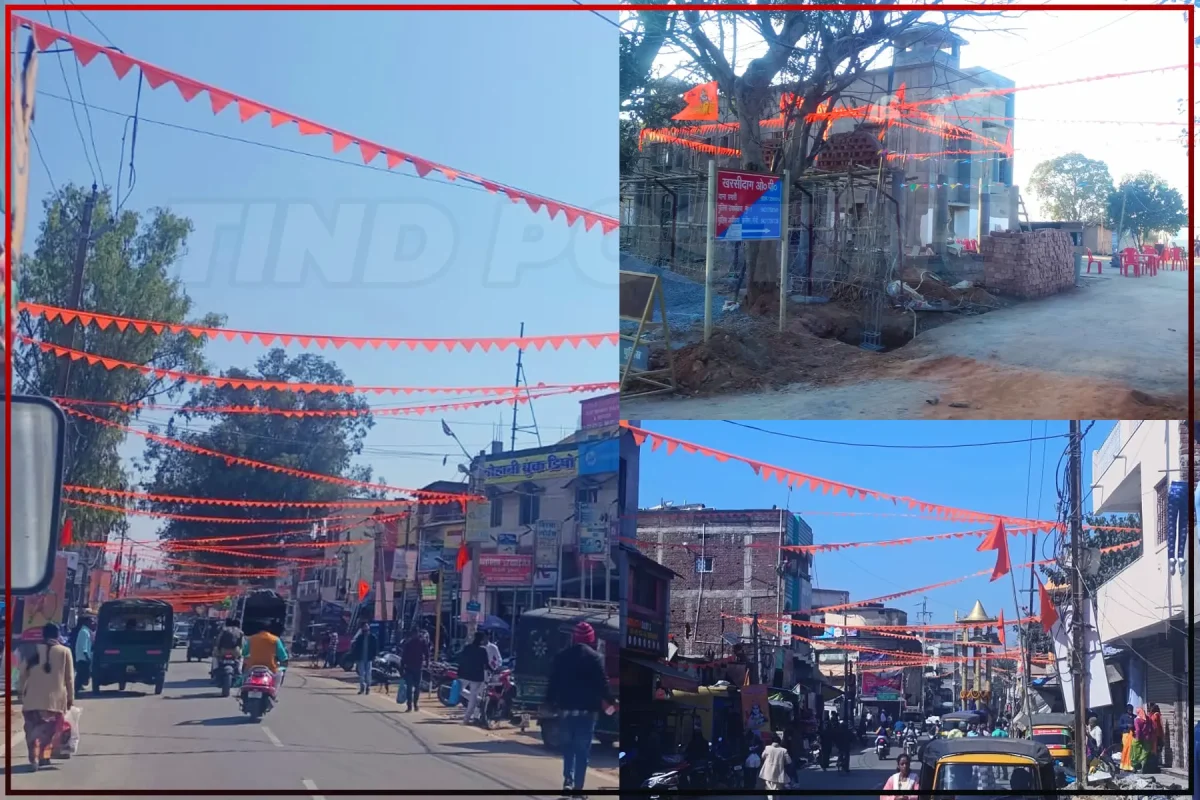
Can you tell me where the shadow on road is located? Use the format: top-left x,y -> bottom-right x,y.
164,678 -> 212,689
83,691 -> 147,700
176,716 -> 255,727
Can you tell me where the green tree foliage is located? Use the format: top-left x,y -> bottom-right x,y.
1027,153 -> 1113,223
1038,513 -> 1143,596
140,350 -> 379,582
1107,172 -> 1187,246
14,184 -> 219,547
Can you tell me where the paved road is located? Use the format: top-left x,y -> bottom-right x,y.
6,652 -> 617,797
697,744 -> 896,800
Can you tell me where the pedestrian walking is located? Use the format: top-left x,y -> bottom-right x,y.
348,622 -> 378,695
758,734 -> 792,800
400,626 -> 429,712
17,623 -> 75,771
70,617 -> 94,694
457,632 -> 490,724
545,621 -> 616,797
1117,704 -> 1135,771
881,753 -> 919,800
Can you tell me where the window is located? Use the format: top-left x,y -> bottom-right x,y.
696,556 -> 714,574
576,487 -> 599,505
1155,478 -> 1168,544
519,492 -> 540,525
490,498 -> 504,528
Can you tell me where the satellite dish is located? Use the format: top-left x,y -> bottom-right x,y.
4,395 -> 67,594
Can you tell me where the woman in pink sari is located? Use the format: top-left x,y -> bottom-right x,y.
881,753 -> 919,800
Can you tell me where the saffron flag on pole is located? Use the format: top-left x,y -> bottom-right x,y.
996,608 -> 1006,648
1038,576 -> 1059,634
673,81 -> 719,121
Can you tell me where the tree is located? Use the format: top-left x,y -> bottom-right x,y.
14,184 -> 220,549
1027,153 -> 1113,223
140,350 -> 379,581
665,8 -> 946,306
1038,513 -> 1143,597
620,9 -> 681,173
1107,172 -> 1187,247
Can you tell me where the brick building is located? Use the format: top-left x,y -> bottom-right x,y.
636,507 -> 814,689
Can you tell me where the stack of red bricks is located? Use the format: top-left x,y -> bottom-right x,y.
979,229 -> 1074,299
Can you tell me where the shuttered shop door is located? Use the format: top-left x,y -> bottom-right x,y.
1143,647 -> 1178,768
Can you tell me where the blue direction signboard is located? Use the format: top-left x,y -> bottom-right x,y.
714,169 -> 782,242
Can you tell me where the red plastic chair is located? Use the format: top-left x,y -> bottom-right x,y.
1120,247 -> 1141,277
1085,248 -> 1101,274
1169,246 -> 1184,269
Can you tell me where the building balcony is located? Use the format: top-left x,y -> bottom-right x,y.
1091,420 -> 1152,515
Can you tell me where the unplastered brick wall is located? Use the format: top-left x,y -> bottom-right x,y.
980,229 -> 1074,299
638,511 -> 787,656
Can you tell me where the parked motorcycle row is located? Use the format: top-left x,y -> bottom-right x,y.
627,737 -> 748,795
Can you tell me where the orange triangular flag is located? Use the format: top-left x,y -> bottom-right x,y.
977,520 -> 1011,581
1038,576 -> 1058,634
997,609 -> 1006,648
357,580 -> 370,601
61,517 -> 74,548
673,81 -> 719,121
455,542 -> 469,572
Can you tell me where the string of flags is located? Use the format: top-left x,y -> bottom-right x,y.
13,17 -> 618,235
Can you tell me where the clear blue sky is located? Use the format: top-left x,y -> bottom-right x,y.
633,420 -> 1120,627
22,8 -> 618,540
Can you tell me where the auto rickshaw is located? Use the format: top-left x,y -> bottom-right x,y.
1029,712 -> 1074,765
916,738 -> 1059,798
186,617 -> 217,662
92,599 -> 173,695
939,709 -> 988,737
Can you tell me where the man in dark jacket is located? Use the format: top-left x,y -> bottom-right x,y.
400,626 -> 430,712
545,622 -> 616,796
348,621 -> 379,695
458,632 -> 490,725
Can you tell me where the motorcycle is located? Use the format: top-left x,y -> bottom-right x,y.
435,665 -> 470,708
238,666 -> 279,721
875,735 -> 890,761
640,769 -> 680,800
903,735 -> 918,759
211,651 -> 240,697
476,669 -> 516,728
371,651 -> 404,687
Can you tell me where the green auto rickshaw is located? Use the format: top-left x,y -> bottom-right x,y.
92,599 -> 173,695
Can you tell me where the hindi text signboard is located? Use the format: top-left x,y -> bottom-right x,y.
714,169 -> 782,242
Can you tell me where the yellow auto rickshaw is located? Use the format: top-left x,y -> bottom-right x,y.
916,738 -> 1060,798
1029,712 -> 1074,764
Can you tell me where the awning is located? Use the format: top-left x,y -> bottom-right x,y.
792,677 -> 845,703
625,655 -> 702,693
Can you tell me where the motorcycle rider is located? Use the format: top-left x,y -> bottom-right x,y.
212,618 -> 244,682
242,624 -> 289,698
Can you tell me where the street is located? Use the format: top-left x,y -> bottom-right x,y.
709,745 -> 897,800
6,652 -> 617,796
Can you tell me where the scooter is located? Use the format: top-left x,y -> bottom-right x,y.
875,734 -> 890,761
238,666 -> 279,721
211,651 -> 240,697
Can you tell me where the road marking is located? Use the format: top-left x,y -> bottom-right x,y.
262,725 -> 284,747
302,778 -> 325,800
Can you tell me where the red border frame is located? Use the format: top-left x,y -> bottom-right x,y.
4,2 -> 1195,797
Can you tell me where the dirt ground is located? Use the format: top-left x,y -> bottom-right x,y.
624,269 -> 1189,420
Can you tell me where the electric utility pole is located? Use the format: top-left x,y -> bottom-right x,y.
1068,421 -> 1088,788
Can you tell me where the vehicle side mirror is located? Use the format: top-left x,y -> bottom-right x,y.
3,395 -> 67,594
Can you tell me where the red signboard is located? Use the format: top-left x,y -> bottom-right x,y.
580,393 -> 620,430
714,169 -> 782,241
478,554 -> 533,587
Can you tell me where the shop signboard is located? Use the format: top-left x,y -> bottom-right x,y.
21,554 -> 69,639
465,501 -> 491,543
579,437 -> 619,476
580,393 -> 620,430
443,528 -> 463,549
579,521 -> 609,559
478,554 -> 533,587
390,550 -> 417,582
625,613 -> 664,657
496,532 -> 519,555
482,449 -> 577,485
535,521 -> 559,568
